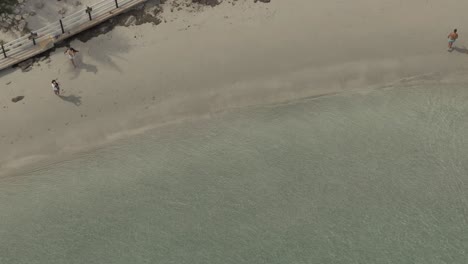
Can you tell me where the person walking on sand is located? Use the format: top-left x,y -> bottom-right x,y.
64,47 -> 79,68
52,80 -> 60,95
448,29 -> 458,51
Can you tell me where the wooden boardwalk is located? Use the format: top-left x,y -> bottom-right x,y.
0,0 -> 147,72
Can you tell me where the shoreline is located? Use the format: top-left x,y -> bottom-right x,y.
2,0 -> 468,176
0,84 -> 361,178
3,68 -> 468,178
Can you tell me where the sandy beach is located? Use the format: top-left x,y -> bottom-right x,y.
2,0 -> 468,174
4,1 -> 468,263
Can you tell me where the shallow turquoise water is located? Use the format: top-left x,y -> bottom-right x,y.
1,82 -> 468,263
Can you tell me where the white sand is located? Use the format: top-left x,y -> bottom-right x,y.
1,0 -> 468,175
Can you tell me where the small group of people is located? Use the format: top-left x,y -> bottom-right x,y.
51,46 -> 80,96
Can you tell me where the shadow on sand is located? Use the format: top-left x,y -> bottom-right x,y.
77,55 -> 98,74
70,55 -> 98,79
83,33 -> 129,73
450,46 -> 468,54
59,94 -> 82,106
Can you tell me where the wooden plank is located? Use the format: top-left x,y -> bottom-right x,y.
56,0 -> 146,42
0,0 -> 147,72
0,47 -> 47,70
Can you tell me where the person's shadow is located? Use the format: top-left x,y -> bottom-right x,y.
70,55 -> 98,79
59,94 -> 82,106
450,46 -> 468,54
80,60 -> 98,74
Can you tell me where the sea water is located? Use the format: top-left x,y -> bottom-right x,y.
1,79 -> 468,263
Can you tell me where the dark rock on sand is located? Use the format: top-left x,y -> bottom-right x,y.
18,58 -> 33,72
11,96 -> 24,103
254,0 -> 271,2
192,0 -> 219,7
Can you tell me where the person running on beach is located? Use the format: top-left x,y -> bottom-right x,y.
64,47 -> 79,68
51,80 -> 60,95
448,29 -> 458,50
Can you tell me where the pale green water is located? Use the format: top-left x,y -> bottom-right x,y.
1,81 -> 468,263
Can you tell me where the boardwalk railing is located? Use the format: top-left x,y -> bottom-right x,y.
0,0 -> 147,71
